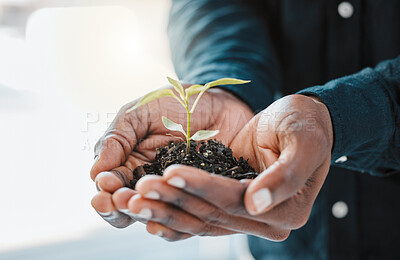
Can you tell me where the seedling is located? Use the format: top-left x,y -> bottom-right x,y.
126,77 -> 250,154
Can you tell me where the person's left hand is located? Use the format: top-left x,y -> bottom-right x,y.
113,94 -> 333,241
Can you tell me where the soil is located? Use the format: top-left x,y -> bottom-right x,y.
130,139 -> 257,189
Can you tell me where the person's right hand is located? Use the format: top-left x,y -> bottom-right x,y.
90,85 -> 254,228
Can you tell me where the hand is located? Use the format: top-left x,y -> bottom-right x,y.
123,94 -> 333,241
90,85 -> 254,228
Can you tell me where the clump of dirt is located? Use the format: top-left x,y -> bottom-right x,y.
130,139 -> 257,189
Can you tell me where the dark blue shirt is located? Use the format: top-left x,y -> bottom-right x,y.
168,0 -> 400,259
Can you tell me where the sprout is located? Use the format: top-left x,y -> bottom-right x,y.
126,77 -> 250,154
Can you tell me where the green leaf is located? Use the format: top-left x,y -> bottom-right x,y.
125,89 -> 177,113
189,78 -> 251,113
185,84 -> 206,97
167,77 -> 185,101
191,130 -> 219,141
205,78 -> 251,88
186,79 -> 250,98
162,116 -> 187,137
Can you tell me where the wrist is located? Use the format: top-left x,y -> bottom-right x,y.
306,95 -> 334,151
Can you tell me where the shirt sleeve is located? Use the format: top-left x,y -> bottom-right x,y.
298,56 -> 400,176
167,0 -> 281,113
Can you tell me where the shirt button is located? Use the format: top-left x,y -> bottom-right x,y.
332,201 -> 349,219
335,155 -> 348,163
337,2 -> 354,19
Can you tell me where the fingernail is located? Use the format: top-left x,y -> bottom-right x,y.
252,188 -> 272,214
119,209 -> 136,218
97,211 -> 119,221
136,208 -> 152,220
95,181 -> 102,191
240,179 -> 252,187
97,211 -> 112,217
144,191 -> 160,200
156,230 -> 163,237
94,171 -> 112,191
167,177 -> 186,188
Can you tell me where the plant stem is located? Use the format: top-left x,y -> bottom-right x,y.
186,108 -> 191,154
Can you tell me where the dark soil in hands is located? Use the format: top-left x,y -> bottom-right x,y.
130,139 -> 257,189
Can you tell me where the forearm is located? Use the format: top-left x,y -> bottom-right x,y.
168,0 -> 281,112
298,56 -> 400,176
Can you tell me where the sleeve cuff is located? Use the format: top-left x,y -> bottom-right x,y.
297,67 -> 393,171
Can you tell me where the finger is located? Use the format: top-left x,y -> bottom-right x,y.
95,166 -> 134,192
251,190 -> 313,230
90,135 -> 132,181
91,191 -> 135,228
252,159 -> 331,230
146,221 -> 193,242
136,175 -> 234,226
244,141 -> 327,215
240,179 -> 252,186
160,155 -> 312,235
141,171 -> 308,231
112,187 -> 147,222
128,194 -> 236,237
162,165 -> 248,215
135,175 -> 290,239
90,104 -> 151,181
112,187 -> 137,210
243,147 -> 308,215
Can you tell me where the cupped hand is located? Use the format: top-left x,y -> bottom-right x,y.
120,94 -> 333,241
90,85 -> 254,228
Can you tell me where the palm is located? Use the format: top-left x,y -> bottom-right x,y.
229,114 -> 276,173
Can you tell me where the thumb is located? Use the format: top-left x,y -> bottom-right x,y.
90,134 -> 131,181
90,103 -> 149,181
244,147 -> 314,215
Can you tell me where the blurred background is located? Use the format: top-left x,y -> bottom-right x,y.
0,0 -> 254,259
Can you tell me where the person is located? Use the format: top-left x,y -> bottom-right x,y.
90,0 -> 400,258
